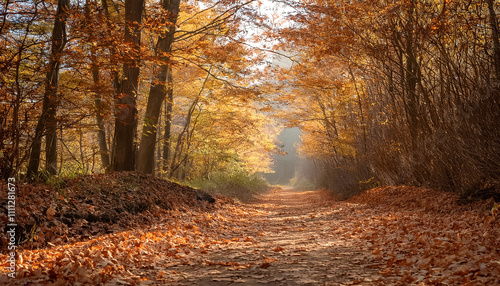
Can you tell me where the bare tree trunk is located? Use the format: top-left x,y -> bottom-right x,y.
85,0 -> 110,171
348,65 -> 367,154
27,0 -> 69,178
137,0 -> 180,174
168,68 -> 211,178
8,57 -> 21,178
155,109 -> 162,175
487,0 -> 500,80
91,64 -> 111,170
405,0 -> 419,144
101,0 -> 120,96
163,78 -> 174,172
111,0 -> 144,171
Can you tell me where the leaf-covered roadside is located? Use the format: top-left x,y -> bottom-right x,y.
0,180 -> 499,285
0,171 -> 261,285
0,172 -> 216,253
342,186 -> 500,285
0,200 -> 254,284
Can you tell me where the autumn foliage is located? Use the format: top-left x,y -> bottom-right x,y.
1,0 -> 500,284
272,0 -> 500,198
1,0 -> 276,182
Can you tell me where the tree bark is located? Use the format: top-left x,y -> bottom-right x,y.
91,62 -> 111,170
137,0 -> 180,174
111,0 -> 144,171
487,0 -> 500,80
27,0 -> 69,178
169,68 -> 210,178
85,0 -> 110,171
163,77 -> 174,172
348,66 -> 367,154
405,0 -> 419,143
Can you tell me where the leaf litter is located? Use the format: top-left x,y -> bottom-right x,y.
0,175 -> 498,285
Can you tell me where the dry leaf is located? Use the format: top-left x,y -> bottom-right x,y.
46,207 -> 56,219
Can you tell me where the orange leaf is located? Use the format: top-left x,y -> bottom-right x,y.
273,246 -> 285,252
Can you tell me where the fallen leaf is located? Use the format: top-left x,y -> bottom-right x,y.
273,246 -> 285,252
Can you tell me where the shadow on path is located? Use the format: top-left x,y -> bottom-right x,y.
165,188 -> 382,285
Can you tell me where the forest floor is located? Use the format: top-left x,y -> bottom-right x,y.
152,188 -> 383,286
1,173 -> 500,285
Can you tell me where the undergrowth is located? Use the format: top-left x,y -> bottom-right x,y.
288,177 -> 317,190
189,171 -> 269,202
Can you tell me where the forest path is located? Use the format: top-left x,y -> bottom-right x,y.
4,182 -> 497,285
157,188 -> 381,285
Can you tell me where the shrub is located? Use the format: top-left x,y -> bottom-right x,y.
189,171 -> 269,202
288,177 -> 317,190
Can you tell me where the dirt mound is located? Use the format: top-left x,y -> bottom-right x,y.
0,172 -> 216,253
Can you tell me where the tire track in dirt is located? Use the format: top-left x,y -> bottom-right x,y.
159,188 -> 382,285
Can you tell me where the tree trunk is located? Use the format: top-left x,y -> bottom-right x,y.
168,68 -> 211,178
163,77 -> 174,172
348,66 -> 367,154
137,0 -> 180,174
405,0 -> 419,143
111,0 -> 144,171
26,0 -> 69,178
91,65 -> 110,170
85,0 -> 110,171
487,0 -> 500,80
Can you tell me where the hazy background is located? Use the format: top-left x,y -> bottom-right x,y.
264,127 -> 301,185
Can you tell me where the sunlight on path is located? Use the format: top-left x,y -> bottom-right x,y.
0,188 -> 384,285
3,185 -> 497,285
163,188 -> 381,285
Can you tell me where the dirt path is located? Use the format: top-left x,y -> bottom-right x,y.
3,185 -> 498,284
2,182 -> 498,285
156,188 -> 382,285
